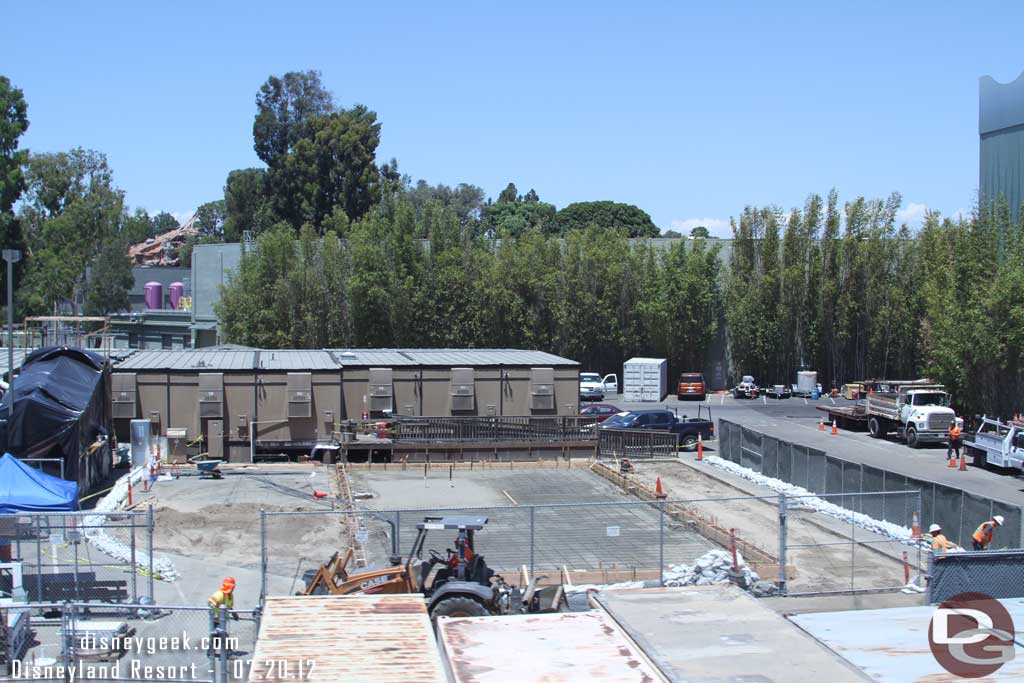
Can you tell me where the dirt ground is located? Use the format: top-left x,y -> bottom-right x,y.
629,460 -> 913,593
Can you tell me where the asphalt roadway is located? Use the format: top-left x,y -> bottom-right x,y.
595,392 -> 1024,508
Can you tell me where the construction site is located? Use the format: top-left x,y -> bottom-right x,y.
0,343 -> 1022,681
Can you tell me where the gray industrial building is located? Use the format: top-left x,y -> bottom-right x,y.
111,347 -> 580,461
980,69 -> 1024,221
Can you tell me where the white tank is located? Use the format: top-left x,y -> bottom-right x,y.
797,371 -> 818,392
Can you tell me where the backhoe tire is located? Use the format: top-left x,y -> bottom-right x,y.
905,425 -> 920,449
430,596 -> 489,620
868,417 -> 884,438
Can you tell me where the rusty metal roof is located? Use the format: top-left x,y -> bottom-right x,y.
249,595 -> 447,683
437,611 -> 666,682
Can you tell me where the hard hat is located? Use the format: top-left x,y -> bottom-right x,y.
928,523 -> 942,534
994,515 -> 1005,526
222,576 -> 236,591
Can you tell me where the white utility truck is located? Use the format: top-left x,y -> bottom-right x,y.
968,417 -> 1024,471
864,381 -> 960,448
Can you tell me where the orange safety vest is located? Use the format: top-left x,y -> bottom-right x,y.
948,426 -> 962,440
972,521 -> 996,545
931,533 -> 950,552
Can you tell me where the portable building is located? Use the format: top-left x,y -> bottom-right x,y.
112,347 -> 578,461
623,357 -> 668,401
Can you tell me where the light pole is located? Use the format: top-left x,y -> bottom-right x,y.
2,250 -> 21,403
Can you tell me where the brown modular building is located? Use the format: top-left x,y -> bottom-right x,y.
111,347 -> 579,461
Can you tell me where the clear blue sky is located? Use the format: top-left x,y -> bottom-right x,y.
6,2 -> 1023,236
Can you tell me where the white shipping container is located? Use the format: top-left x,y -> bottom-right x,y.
623,357 -> 667,401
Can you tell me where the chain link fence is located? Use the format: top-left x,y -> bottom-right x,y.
0,602 -> 258,682
0,511 -> 154,604
259,487 -> 929,602
259,499 -> 728,601
779,490 -> 925,596
928,549 -> 1024,603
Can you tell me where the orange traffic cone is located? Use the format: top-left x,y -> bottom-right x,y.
655,477 -> 666,499
947,457 -> 957,468
831,420 -> 838,435
911,512 -> 921,539
697,433 -> 703,461
818,418 -> 825,432
959,451 -> 967,471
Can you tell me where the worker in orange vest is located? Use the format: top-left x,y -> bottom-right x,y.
928,523 -> 958,552
946,419 -> 962,463
209,576 -> 239,623
971,516 -> 1004,550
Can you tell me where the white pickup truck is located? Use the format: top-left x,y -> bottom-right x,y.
864,382 -> 960,448
968,417 -> 1024,471
579,373 -> 618,401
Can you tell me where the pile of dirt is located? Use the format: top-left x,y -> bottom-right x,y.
119,501 -> 348,571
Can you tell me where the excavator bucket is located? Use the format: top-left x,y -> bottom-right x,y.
300,548 -> 353,595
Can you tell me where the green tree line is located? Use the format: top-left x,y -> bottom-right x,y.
216,192 -> 722,379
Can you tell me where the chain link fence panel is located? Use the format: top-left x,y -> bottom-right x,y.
0,602 -> 257,683
0,511 -> 154,605
928,549 -> 1024,603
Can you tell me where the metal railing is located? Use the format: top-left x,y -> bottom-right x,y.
596,429 -> 679,460
393,416 -> 598,442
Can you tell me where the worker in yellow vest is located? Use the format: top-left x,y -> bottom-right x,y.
209,576 -> 238,622
928,523 -> 958,552
971,516 -> 1004,550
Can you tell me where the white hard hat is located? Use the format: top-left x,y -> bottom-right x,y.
994,515 -> 1005,526
928,523 -> 942,534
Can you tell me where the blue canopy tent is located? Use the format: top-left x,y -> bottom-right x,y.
0,453 -> 78,512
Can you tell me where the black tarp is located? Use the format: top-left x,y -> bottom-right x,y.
0,347 -> 111,493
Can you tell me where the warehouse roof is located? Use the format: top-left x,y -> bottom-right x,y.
331,349 -> 578,367
115,348 -> 258,371
115,347 -> 577,371
259,350 -> 338,370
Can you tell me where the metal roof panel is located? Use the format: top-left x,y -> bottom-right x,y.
788,598 -> 1024,682
438,610 -> 666,683
594,586 -> 866,683
248,595 -> 446,683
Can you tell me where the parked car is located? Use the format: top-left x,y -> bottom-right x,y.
579,403 -> 622,421
579,372 -> 619,401
763,384 -> 792,399
599,408 -> 714,450
676,373 -> 706,401
733,375 -> 759,399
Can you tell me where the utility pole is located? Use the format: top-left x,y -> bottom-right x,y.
2,250 -> 21,403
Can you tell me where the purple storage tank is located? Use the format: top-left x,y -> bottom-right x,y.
144,282 -> 163,310
169,282 -> 185,310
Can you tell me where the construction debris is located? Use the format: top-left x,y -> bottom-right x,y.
128,217 -> 197,266
567,548 -> 777,597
